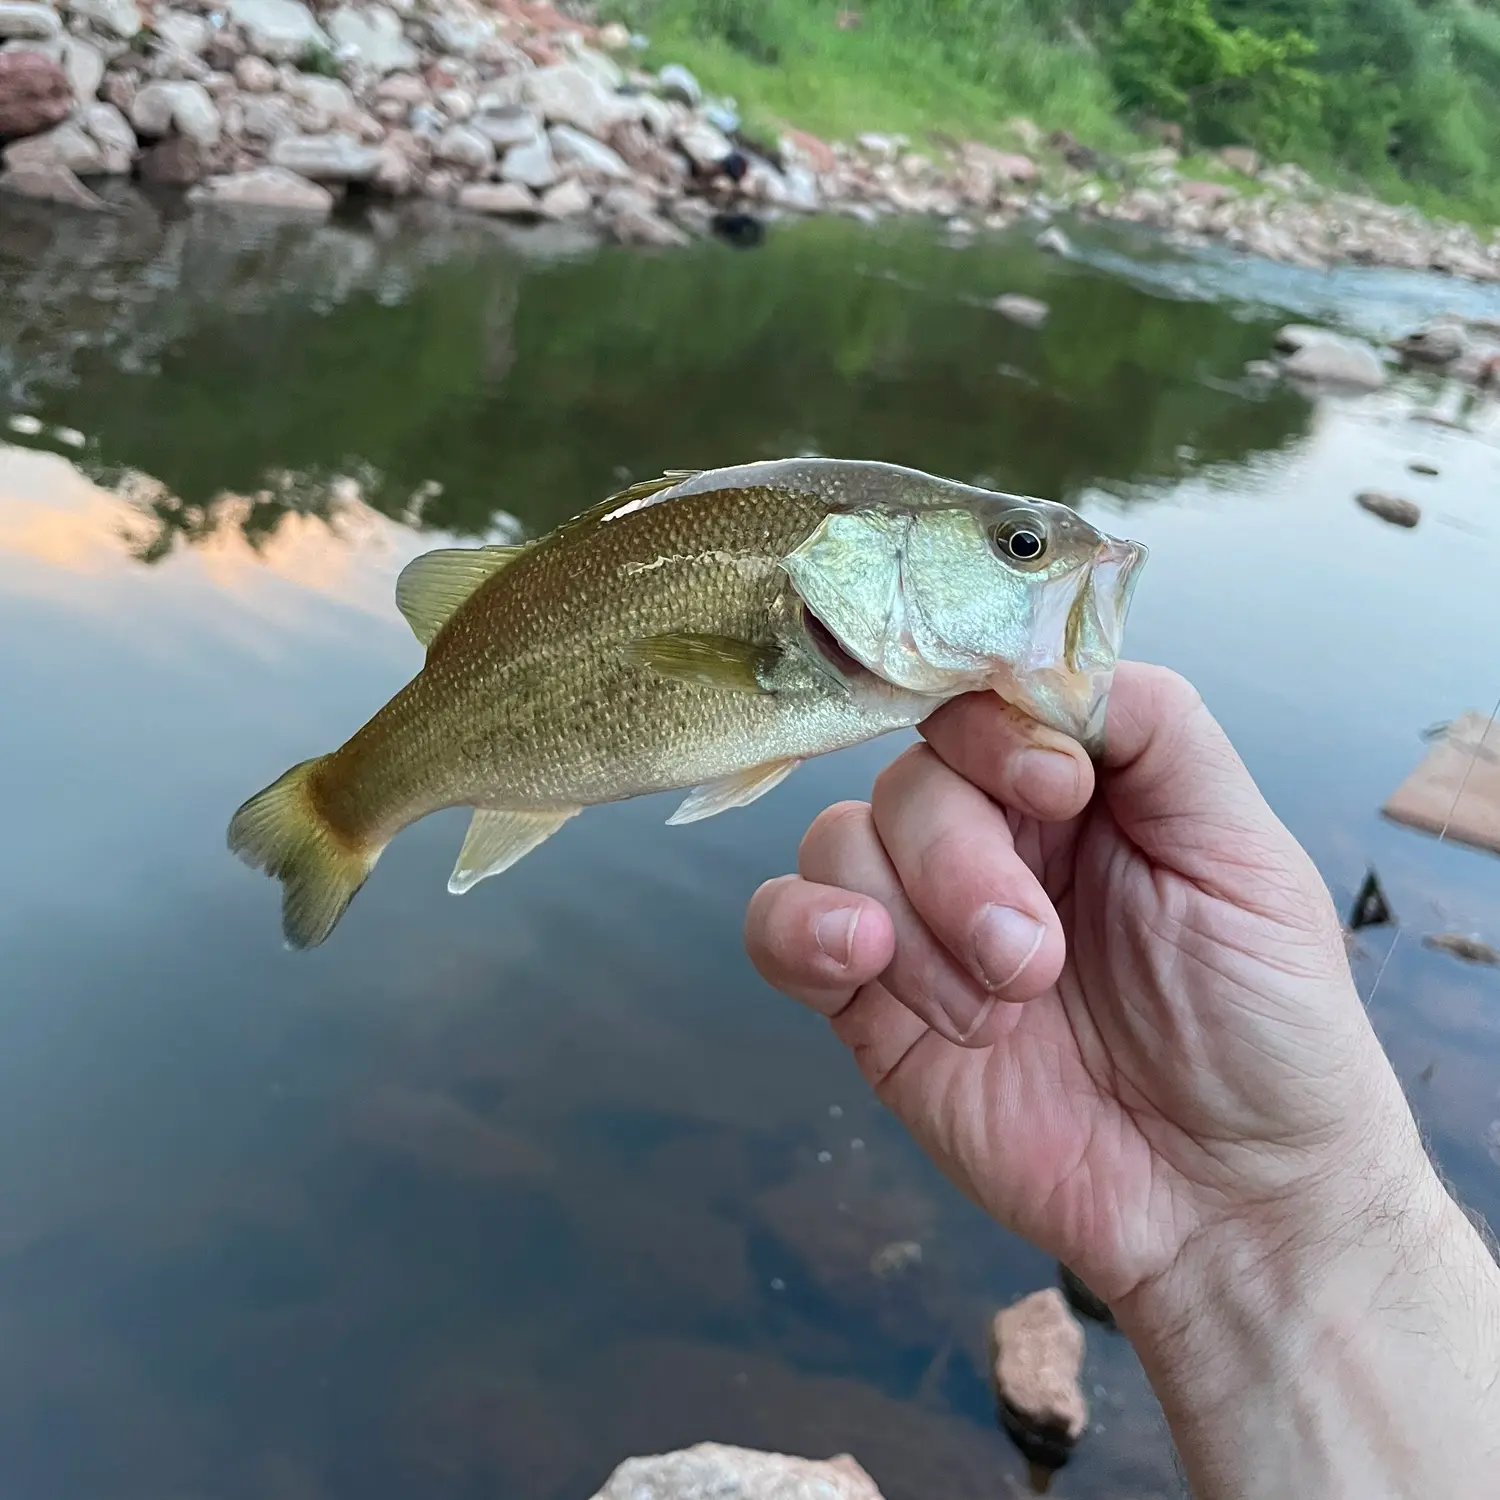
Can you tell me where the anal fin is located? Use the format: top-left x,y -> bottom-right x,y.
666,759 -> 802,825
448,807 -> 579,894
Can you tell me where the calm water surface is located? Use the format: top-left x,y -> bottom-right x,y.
2,197 -> 1499,1500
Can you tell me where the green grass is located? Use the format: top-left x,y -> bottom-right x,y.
600,0 -> 1500,228
603,0 -> 1131,154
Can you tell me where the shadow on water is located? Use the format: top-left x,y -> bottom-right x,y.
0,197 -> 1498,1500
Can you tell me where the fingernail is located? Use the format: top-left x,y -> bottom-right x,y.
1013,747 -> 1081,809
972,905 -> 1046,991
815,907 -> 860,967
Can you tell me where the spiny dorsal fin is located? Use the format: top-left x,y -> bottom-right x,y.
623,632 -> 778,694
554,470 -> 702,542
394,543 -> 526,647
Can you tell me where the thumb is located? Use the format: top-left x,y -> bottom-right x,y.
1100,662 -> 1330,927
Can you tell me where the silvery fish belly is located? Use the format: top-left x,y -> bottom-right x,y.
226,458 -> 1148,950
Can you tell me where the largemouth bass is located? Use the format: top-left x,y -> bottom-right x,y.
228,458 -> 1147,949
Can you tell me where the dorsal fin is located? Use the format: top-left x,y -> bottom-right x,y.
553,470 -> 701,543
394,543 -> 526,647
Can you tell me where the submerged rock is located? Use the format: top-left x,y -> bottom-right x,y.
1422,932 -> 1499,965
992,293 -> 1048,328
588,1444 -> 885,1500
0,49 -> 70,139
0,160 -> 110,207
1274,325 -> 1387,391
1035,224 -> 1071,256
455,180 -> 536,216
4,119 -> 105,174
1355,491 -> 1421,527
189,163 -> 333,212
990,1288 -> 1089,1469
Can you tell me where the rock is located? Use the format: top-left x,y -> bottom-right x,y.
1422,932 -> 1499,965
1394,319 -> 1466,366
522,61 -> 634,137
1355,491 -> 1421,527
4,118 -> 102,172
81,99 -> 131,170
588,1444 -> 884,1500
427,6 -> 496,58
548,121 -> 629,179
1276,326 -> 1386,391
471,104 -> 540,150
153,10 -> 208,55
233,53 -> 276,92
1035,224 -> 1071,255
237,93 -> 295,140
227,0 -> 329,62
326,4 -> 416,75
137,132 -> 205,183
0,161 -> 109,206
190,163 -> 332,211
538,175 -> 588,218
455,179 -> 535,216
600,182 -> 688,245
60,35 -> 103,103
436,86 -> 472,120
655,61 -> 700,106
1180,179 -> 1236,205
990,1288 -> 1088,1469
675,118 -> 732,171
368,134 -> 415,193
418,164 -> 456,199
993,293 -> 1048,328
97,69 -> 134,113
0,49 -> 69,137
271,129 -> 379,180
0,4 -> 60,41
869,1240 -> 923,1278
65,0 -> 140,39
964,142 -> 1036,185
288,72 -> 352,131
1219,145 -> 1260,176
498,127 -> 555,188
433,120 -> 492,174
131,79 -> 220,144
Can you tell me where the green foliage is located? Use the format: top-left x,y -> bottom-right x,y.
1108,0 -> 1321,149
295,40 -> 342,76
607,0 -> 1500,222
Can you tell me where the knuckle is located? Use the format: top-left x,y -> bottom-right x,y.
798,800 -> 870,872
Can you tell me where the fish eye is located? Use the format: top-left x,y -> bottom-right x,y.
990,516 -> 1049,565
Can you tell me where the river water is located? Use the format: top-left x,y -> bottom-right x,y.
1,194 -> 1498,1500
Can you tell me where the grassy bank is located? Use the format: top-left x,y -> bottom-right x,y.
598,0 -> 1500,226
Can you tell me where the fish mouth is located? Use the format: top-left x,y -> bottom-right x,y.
988,533 -> 1148,758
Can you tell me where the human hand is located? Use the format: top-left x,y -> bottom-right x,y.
744,661 -> 1437,1310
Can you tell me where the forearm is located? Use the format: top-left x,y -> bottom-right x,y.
1119,1160 -> 1500,1499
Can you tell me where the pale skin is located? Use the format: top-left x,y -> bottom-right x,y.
744,661 -> 1500,1498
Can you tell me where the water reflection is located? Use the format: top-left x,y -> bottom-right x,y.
0,207 -> 1498,1500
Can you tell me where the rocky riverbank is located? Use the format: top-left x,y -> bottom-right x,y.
1,0 -> 1498,281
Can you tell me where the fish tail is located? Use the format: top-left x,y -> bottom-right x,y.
226,755 -> 382,950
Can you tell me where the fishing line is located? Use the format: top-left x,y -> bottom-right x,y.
1363,689 -> 1500,1009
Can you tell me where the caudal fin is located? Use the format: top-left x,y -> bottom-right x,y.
226,756 -> 381,950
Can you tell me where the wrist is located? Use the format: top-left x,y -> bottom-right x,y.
1117,1139 -> 1500,1498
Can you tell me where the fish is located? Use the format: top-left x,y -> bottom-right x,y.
227,457 -> 1147,950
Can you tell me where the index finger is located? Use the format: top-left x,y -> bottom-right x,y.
918,691 -> 1095,821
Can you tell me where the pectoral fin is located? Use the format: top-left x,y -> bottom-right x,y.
624,633 -> 778,694
666,759 -> 802,825
448,807 -> 580,894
